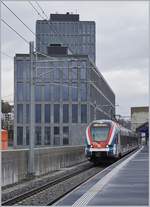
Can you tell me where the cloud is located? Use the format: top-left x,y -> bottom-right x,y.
103,68 -> 149,116
1,1 -> 149,116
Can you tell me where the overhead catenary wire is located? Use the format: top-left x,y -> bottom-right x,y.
28,1 -> 74,54
1,1 -> 61,59
1,0 -> 61,61
1,51 -> 14,59
28,1 -> 44,19
35,1 -> 48,19
1,0 -> 49,54
1,18 -> 29,44
1,2 -> 88,91
1,0 -> 36,37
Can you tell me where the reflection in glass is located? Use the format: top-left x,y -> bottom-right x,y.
35,126 -> 41,145
44,127 -> 51,145
72,104 -> 78,123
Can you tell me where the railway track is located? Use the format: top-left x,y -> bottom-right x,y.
2,163 -> 105,206
2,148 -> 138,206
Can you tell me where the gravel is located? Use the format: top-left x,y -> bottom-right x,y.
15,167 -> 103,206
2,161 -> 92,202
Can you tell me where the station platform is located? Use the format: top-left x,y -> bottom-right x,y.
55,145 -> 149,206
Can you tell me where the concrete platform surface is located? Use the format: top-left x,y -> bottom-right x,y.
55,145 -> 149,206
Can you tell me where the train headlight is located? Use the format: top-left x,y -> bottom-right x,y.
106,145 -> 109,148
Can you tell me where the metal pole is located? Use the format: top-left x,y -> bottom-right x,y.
94,101 -> 96,120
94,107 -> 96,120
28,41 -> 35,176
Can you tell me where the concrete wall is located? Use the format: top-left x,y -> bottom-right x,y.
131,107 -> 149,131
2,145 -> 86,186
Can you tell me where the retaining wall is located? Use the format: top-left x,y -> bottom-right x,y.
2,145 -> 86,186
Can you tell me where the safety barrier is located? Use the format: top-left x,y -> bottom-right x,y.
2,145 -> 86,186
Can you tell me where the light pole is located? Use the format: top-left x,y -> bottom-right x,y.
27,49 -> 85,175
28,41 -> 35,176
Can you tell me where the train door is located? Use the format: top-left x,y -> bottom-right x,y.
113,132 -> 120,158
116,132 -> 121,157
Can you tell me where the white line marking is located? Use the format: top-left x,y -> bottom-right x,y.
72,146 -> 144,206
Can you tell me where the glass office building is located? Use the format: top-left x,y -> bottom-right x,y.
14,51 -> 115,147
14,13 -> 115,147
36,13 -> 95,62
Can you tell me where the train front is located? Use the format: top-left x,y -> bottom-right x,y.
85,120 -> 116,162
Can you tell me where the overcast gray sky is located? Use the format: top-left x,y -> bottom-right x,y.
1,1 -> 149,117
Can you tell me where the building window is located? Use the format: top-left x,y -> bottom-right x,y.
72,104 -> 78,123
81,104 -> 87,123
53,85 -> 60,101
54,104 -> 60,123
54,68 -> 60,81
17,104 -> 23,124
35,85 -> 42,101
54,127 -> 60,145
24,83 -> 30,101
63,126 -> 69,145
35,126 -> 41,145
62,68 -> 68,80
16,61 -> 23,80
44,84 -> 51,101
80,62 -> 87,80
26,104 -> 30,123
17,83 -> 24,101
17,127 -> 23,145
25,61 -> 30,80
45,104 -> 51,123
90,105 -> 95,121
62,84 -> 69,101
35,104 -> 41,123
44,127 -> 51,145
71,68 -> 78,80
80,83 -> 87,101
63,104 -> 69,123
71,83 -> 78,101
26,127 -> 30,145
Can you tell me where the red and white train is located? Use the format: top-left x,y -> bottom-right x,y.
85,120 -> 139,163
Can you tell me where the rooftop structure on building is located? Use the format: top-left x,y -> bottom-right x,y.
36,12 -> 96,62
50,13 -> 79,22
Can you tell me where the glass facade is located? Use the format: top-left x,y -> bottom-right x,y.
80,83 -> 87,101
71,83 -> 78,101
26,104 -> 30,123
15,56 -> 115,147
63,104 -> 69,123
17,104 -> 23,124
53,85 -> 60,101
81,104 -> 87,123
63,126 -> 69,145
36,19 -> 96,62
35,104 -> 41,123
15,14 -> 115,147
44,127 -> 51,145
45,104 -> 51,123
35,126 -> 41,145
72,104 -> 78,123
54,127 -> 60,145
26,126 -> 30,145
54,104 -> 60,123
62,84 -> 69,101
44,84 -> 51,101
17,127 -> 23,145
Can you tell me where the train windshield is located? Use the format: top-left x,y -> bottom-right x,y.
91,123 -> 110,141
